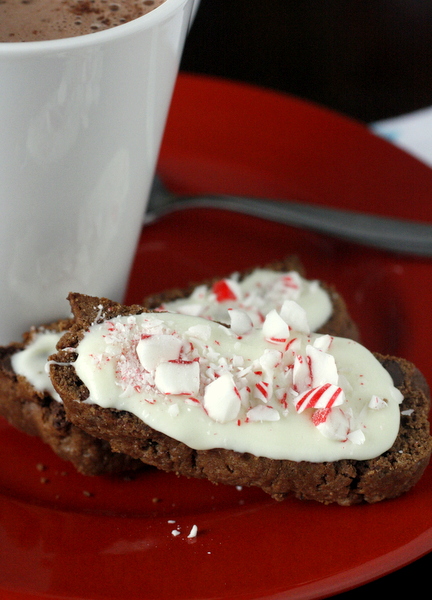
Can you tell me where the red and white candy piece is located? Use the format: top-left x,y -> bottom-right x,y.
270,272 -> 301,301
237,384 -> 251,406
347,429 -> 365,445
262,309 -> 290,343
306,345 -> 338,388
136,334 -> 182,372
312,407 -> 350,441
176,304 -> 204,317
280,272 -> 301,291
254,380 -> 273,403
292,353 -> 311,393
212,279 -> 241,302
368,395 -> 388,410
189,284 -> 208,300
279,300 -> 310,334
312,334 -> 334,353
294,383 -> 345,413
246,404 -> 280,422
228,308 -> 254,335
259,349 -> 283,372
186,323 -> 211,341
203,372 -> 241,423
154,360 -> 200,396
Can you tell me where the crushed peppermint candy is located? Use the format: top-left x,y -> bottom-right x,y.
137,334 -> 182,372
187,525 -> 198,539
313,407 -> 351,441
171,529 -> 181,537
203,373 -> 241,423
294,383 -> 345,413
368,395 -> 388,410
262,309 -> 290,343
280,300 -> 310,334
347,429 -> 366,445
158,268 -> 333,333
313,334 -> 334,352
154,360 -> 200,396
247,404 -> 280,422
401,408 -> 414,416
228,308 -> 254,336
212,279 -> 240,302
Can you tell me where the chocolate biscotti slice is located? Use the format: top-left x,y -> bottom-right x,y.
49,293 -> 432,505
0,319 -> 143,476
142,255 -> 360,341
0,257 -> 356,478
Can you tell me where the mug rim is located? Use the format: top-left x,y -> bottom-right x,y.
0,0 -> 193,53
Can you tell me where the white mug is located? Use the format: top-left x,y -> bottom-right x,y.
0,0 -> 198,344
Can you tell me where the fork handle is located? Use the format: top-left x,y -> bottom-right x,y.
147,194 -> 432,257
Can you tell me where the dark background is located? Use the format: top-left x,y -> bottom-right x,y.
179,1 -> 432,598
181,0 -> 432,124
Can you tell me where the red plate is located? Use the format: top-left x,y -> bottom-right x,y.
1,73 -> 431,600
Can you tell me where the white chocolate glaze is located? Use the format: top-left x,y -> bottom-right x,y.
12,331 -> 62,402
70,308 -> 403,462
158,269 -> 333,332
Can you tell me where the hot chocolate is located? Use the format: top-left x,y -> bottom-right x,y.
0,0 -> 166,42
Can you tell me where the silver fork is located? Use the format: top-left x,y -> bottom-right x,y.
145,175 -> 432,257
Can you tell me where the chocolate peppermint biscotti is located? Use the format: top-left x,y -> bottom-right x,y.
0,256 -> 359,478
0,319 -> 143,476
49,293 -> 432,505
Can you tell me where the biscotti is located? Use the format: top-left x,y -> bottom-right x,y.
0,257 -> 358,477
142,256 -> 360,341
0,319 -> 143,476
49,293 -> 432,505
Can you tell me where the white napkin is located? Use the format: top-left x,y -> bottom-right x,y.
371,106 -> 432,168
